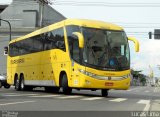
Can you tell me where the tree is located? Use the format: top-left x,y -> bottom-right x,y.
131,69 -> 146,86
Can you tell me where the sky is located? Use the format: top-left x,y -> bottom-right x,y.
1,0 -> 160,77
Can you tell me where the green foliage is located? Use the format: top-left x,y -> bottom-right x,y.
131,69 -> 146,86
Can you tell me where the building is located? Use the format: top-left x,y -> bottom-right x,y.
0,5 -> 8,13
0,0 -> 66,76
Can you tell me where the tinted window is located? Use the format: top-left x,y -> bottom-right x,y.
9,35 -> 44,57
44,28 -> 65,51
9,43 -> 19,56
32,35 -> 44,52
66,25 -> 80,62
9,28 -> 65,57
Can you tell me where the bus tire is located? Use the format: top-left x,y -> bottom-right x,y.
101,89 -> 109,97
20,75 -> 26,91
61,74 -> 72,94
15,77 -> 21,91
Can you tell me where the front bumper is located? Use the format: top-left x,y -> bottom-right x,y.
79,73 -> 130,90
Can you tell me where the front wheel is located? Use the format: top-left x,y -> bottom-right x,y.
61,74 -> 72,94
101,89 -> 109,97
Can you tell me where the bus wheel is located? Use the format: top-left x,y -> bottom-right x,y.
101,89 -> 109,97
61,74 -> 72,94
4,84 -> 10,89
20,75 -> 26,91
15,78 -> 21,91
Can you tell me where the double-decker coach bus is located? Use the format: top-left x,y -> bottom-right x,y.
5,19 -> 139,96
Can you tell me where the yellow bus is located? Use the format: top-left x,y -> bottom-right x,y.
5,19 -> 139,96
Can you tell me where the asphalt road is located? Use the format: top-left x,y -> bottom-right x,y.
0,86 -> 160,117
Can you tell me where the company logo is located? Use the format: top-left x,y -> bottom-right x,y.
11,58 -> 25,64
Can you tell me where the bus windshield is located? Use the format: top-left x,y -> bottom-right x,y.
82,27 -> 130,71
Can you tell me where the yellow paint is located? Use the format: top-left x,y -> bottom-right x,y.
128,37 -> 140,52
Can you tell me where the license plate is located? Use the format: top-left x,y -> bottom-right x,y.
105,82 -> 113,86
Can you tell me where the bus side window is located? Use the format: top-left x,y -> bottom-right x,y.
9,44 -> 14,57
33,35 -> 43,52
44,28 -> 65,51
44,32 -> 52,50
52,28 -> 65,51
10,43 -> 19,56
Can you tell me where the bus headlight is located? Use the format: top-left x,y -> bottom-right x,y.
79,69 -> 130,81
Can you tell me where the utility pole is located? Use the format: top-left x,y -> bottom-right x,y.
39,0 -> 52,27
149,65 -> 155,86
0,18 -> 12,41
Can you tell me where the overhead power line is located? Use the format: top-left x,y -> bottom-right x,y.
52,0 -> 160,7
112,22 -> 160,25
123,26 -> 160,28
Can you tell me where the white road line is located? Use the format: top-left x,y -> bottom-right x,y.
109,98 -> 127,102
129,87 -> 144,92
0,101 -> 35,106
154,88 -> 157,93
3,93 -> 18,95
29,94 -> 60,98
3,94 -> 39,97
145,91 -> 150,93
137,100 -> 150,111
81,97 -> 104,101
57,95 -> 82,99
154,87 -> 160,93
126,90 -> 131,92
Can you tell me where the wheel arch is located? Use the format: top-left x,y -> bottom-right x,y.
20,73 -> 24,80
14,73 -> 19,85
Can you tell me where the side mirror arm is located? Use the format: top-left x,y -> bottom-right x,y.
128,37 -> 139,52
72,32 -> 84,48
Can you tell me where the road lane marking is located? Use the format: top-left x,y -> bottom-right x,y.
137,100 -> 150,111
3,94 -> 39,97
57,95 -> 82,99
128,87 -> 145,92
109,98 -> 127,102
127,90 -> 131,92
0,101 -> 35,106
3,93 -> 18,95
81,97 -> 104,101
29,94 -> 60,98
145,91 -> 150,93
154,87 -> 160,93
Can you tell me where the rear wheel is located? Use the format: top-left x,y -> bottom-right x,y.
15,77 -> 21,91
101,89 -> 109,97
61,74 -> 72,94
20,75 -> 26,91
